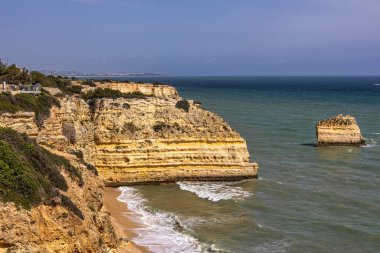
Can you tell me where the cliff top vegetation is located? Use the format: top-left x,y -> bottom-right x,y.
0,92 -> 60,127
317,114 -> 356,127
81,88 -> 148,100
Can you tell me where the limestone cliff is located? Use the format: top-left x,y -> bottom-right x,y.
82,81 -> 179,99
316,114 -> 366,146
1,82 -> 258,186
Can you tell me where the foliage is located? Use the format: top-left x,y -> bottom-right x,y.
0,92 -> 60,127
0,59 -> 73,92
82,88 -> 148,100
153,122 -> 182,133
152,81 -> 165,86
175,100 -> 190,113
153,122 -> 170,132
0,128 -> 83,215
122,122 -> 139,133
81,80 -> 96,87
61,85 -> 83,95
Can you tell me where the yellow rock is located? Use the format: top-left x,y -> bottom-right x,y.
316,114 -> 366,146
1,83 -> 259,185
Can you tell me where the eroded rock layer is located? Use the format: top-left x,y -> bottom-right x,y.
82,81 -> 179,99
1,83 -> 258,185
316,114 -> 365,146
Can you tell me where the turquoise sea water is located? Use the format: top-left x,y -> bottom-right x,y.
105,77 -> 380,253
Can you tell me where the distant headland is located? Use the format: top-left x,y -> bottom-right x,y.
39,70 -> 166,77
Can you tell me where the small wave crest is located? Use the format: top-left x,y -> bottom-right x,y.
177,181 -> 252,202
117,186 -> 219,253
373,83 -> 380,86
364,138 -> 377,148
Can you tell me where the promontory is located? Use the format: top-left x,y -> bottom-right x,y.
0,71 -> 259,251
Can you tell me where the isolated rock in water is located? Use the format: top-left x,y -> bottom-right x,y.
316,114 -> 365,146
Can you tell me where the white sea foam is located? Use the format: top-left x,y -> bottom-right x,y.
372,133 -> 380,135
364,138 -> 377,148
117,186 -> 219,253
373,83 -> 380,86
177,181 -> 252,202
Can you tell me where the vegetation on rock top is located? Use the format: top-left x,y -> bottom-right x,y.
317,114 -> 356,127
0,92 -> 60,127
175,99 -> 190,112
82,88 -> 148,100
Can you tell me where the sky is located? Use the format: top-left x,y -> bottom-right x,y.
1,0 -> 379,75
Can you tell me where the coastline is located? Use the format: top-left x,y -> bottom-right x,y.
103,187 -> 150,253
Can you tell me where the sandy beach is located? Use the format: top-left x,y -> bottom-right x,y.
103,187 -> 150,253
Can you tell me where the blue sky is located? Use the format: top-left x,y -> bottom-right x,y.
1,0 -> 379,75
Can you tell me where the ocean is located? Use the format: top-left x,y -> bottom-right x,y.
98,76 -> 380,253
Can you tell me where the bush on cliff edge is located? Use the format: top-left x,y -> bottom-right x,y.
0,128 -> 83,217
82,88 -> 148,100
0,92 -> 60,127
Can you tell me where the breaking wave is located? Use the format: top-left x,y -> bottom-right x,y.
177,181 -> 252,202
117,186 -> 220,253
364,138 -> 377,148
372,83 -> 380,86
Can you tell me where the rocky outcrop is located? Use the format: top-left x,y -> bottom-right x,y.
92,97 -> 258,185
1,82 -> 258,185
0,112 -> 39,137
316,114 -> 365,146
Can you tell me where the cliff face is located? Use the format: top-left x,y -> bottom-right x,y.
316,114 -> 365,146
0,112 -> 39,137
1,83 -> 258,186
93,97 -> 257,185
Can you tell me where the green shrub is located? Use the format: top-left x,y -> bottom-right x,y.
61,85 -> 83,95
0,128 -> 83,216
122,122 -> 139,133
153,122 -> 171,132
82,80 -> 96,87
0,92 -> 60,127
175,100 -> 190,112
0,60 -> 73,92
82,88 -> 148,100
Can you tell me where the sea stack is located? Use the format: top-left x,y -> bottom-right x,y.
316,114 -> 365,146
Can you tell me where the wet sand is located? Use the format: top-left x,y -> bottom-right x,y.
103,187 -> 150,253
